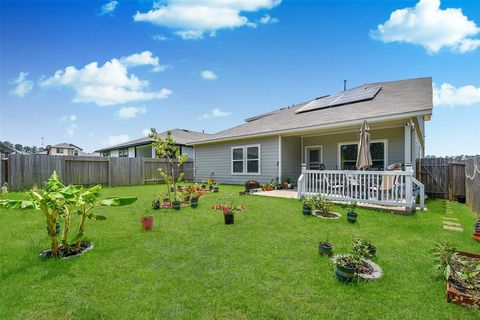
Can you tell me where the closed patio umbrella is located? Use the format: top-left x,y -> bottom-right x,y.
356,120 -> 372,170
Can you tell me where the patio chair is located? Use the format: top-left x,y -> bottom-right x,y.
369,175 -> 398,200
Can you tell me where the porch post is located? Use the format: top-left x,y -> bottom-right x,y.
297,163 -> 307,199
404,121 -> 412,165
405,163 -> 413,208
278,135 -> 282,185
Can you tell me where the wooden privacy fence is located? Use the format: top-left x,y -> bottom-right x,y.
1,154 -> 194,191
417,156 -> 480,216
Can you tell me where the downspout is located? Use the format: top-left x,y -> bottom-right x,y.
278,135 -> 282,184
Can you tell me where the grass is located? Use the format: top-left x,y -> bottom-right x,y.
1,184 -> 479,319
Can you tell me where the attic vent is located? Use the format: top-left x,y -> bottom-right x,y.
296,86 -> 382,114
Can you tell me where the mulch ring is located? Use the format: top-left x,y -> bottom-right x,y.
39,241 -> 94,260
313,211 -> 341,220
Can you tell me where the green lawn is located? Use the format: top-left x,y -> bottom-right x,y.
1,184 -> 479,319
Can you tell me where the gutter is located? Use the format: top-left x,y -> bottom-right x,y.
188,109 -> 433,145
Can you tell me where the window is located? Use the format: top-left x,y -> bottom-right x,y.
102,152 -> 110,157
339,140 -> 387,170
119,149 -> 128,157
231,145 -> 261,175
56,148 -> 64,154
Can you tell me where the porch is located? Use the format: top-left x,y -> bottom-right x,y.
296,163 -> 425,211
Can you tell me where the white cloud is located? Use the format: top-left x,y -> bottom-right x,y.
201,70 -> 217,80
370,0 -> 480,54
100,1 -> 118,15
175,30 -> 205,40
258,14 -> 278,24
120,51 -> 167,72
59,114 -> 78,137
40,51 -> 172,106
116,106 -> 147,119
198,108 -> 231,119
153,34 -> 169,41
9,72 -> 33,97
433,82 -> 480,107
134,0 -> 282,40
105,134 -> 130,146
59,114 -> 77,122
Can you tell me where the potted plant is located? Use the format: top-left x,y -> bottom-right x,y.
353,238 -> 377,259
213,203 -> 245,225
283,177 -> 293,189
191,193 -> 199,208
141,213 -> 153,231
262,182 -> 275,191
314,197 -> 340,219
302,197 -> 315,215
345,201 -> 358,223
318,241 -> 333,256
152,196 -> 161,210
172,194 -> 182,210
334,254 -> 361,283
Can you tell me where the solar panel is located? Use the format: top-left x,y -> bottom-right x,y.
295,85 -> 382,114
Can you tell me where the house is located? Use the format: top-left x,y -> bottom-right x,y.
0,141 -> 16,159
189,77 -> 432,209
47,143 -> 84,156
95,129 -> 210,159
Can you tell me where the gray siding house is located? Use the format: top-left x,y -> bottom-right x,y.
189,77 -> 433,185
95,129 -> 210,159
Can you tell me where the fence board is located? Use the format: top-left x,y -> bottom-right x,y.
5,154 -> 193,190
417,156 -> 479,216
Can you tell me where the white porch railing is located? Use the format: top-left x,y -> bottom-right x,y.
297,164 -> 425,210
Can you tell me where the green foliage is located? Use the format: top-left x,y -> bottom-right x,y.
433,241 -> 457,280
0,172 -> 137,256
302,196 -> 315,209
352,238 -> 376,259
149,128 -> 188,204
315,197 -> 334,214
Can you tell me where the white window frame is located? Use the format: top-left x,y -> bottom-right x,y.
56,148 -> 64,154
304,145 -> 323,170
118,148 -> 128,158
337,139 -> 388,170
231,144 -> 261,175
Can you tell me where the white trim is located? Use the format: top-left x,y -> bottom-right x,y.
304,145 -> 323,170
189,110 -> 432,145
337,139 -> 388,170
230,144 -> 262,176
278,135 -> 282,183
301,137 -> 304,163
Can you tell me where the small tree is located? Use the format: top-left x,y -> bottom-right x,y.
149,129 -> 188,204
0,172 -> 75,256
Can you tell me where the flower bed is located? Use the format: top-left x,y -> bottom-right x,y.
446,251 -> 480,307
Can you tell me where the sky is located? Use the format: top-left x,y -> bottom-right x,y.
0,0 -> 479,155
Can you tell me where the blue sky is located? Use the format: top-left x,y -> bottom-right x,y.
1,0 -> 479,155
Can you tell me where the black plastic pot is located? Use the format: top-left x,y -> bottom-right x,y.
303,206 -> 312,215
368,244 -> 377,258
347,211 -> 357,223
172,201 -> 181,210
335,263 -> 357,283
224,213 -> 234,225
457,195 -> 466,203
191,199 -> 199,208
213,187 -> 219,193
152,200 -> 160,210
318,242 -> 333,255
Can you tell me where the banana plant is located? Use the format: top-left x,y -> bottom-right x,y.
0,172 -> 76,256
72,184 -> 137,250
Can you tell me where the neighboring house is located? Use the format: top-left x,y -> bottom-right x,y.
0,141 -> 16,159
189,77 -> 433,185
47,143 -> 84,156
95,129 -> 210,159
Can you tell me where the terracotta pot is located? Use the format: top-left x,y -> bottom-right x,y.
141,217 -> 153,231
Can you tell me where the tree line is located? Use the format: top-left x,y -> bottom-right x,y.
3,141 -> 50,154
